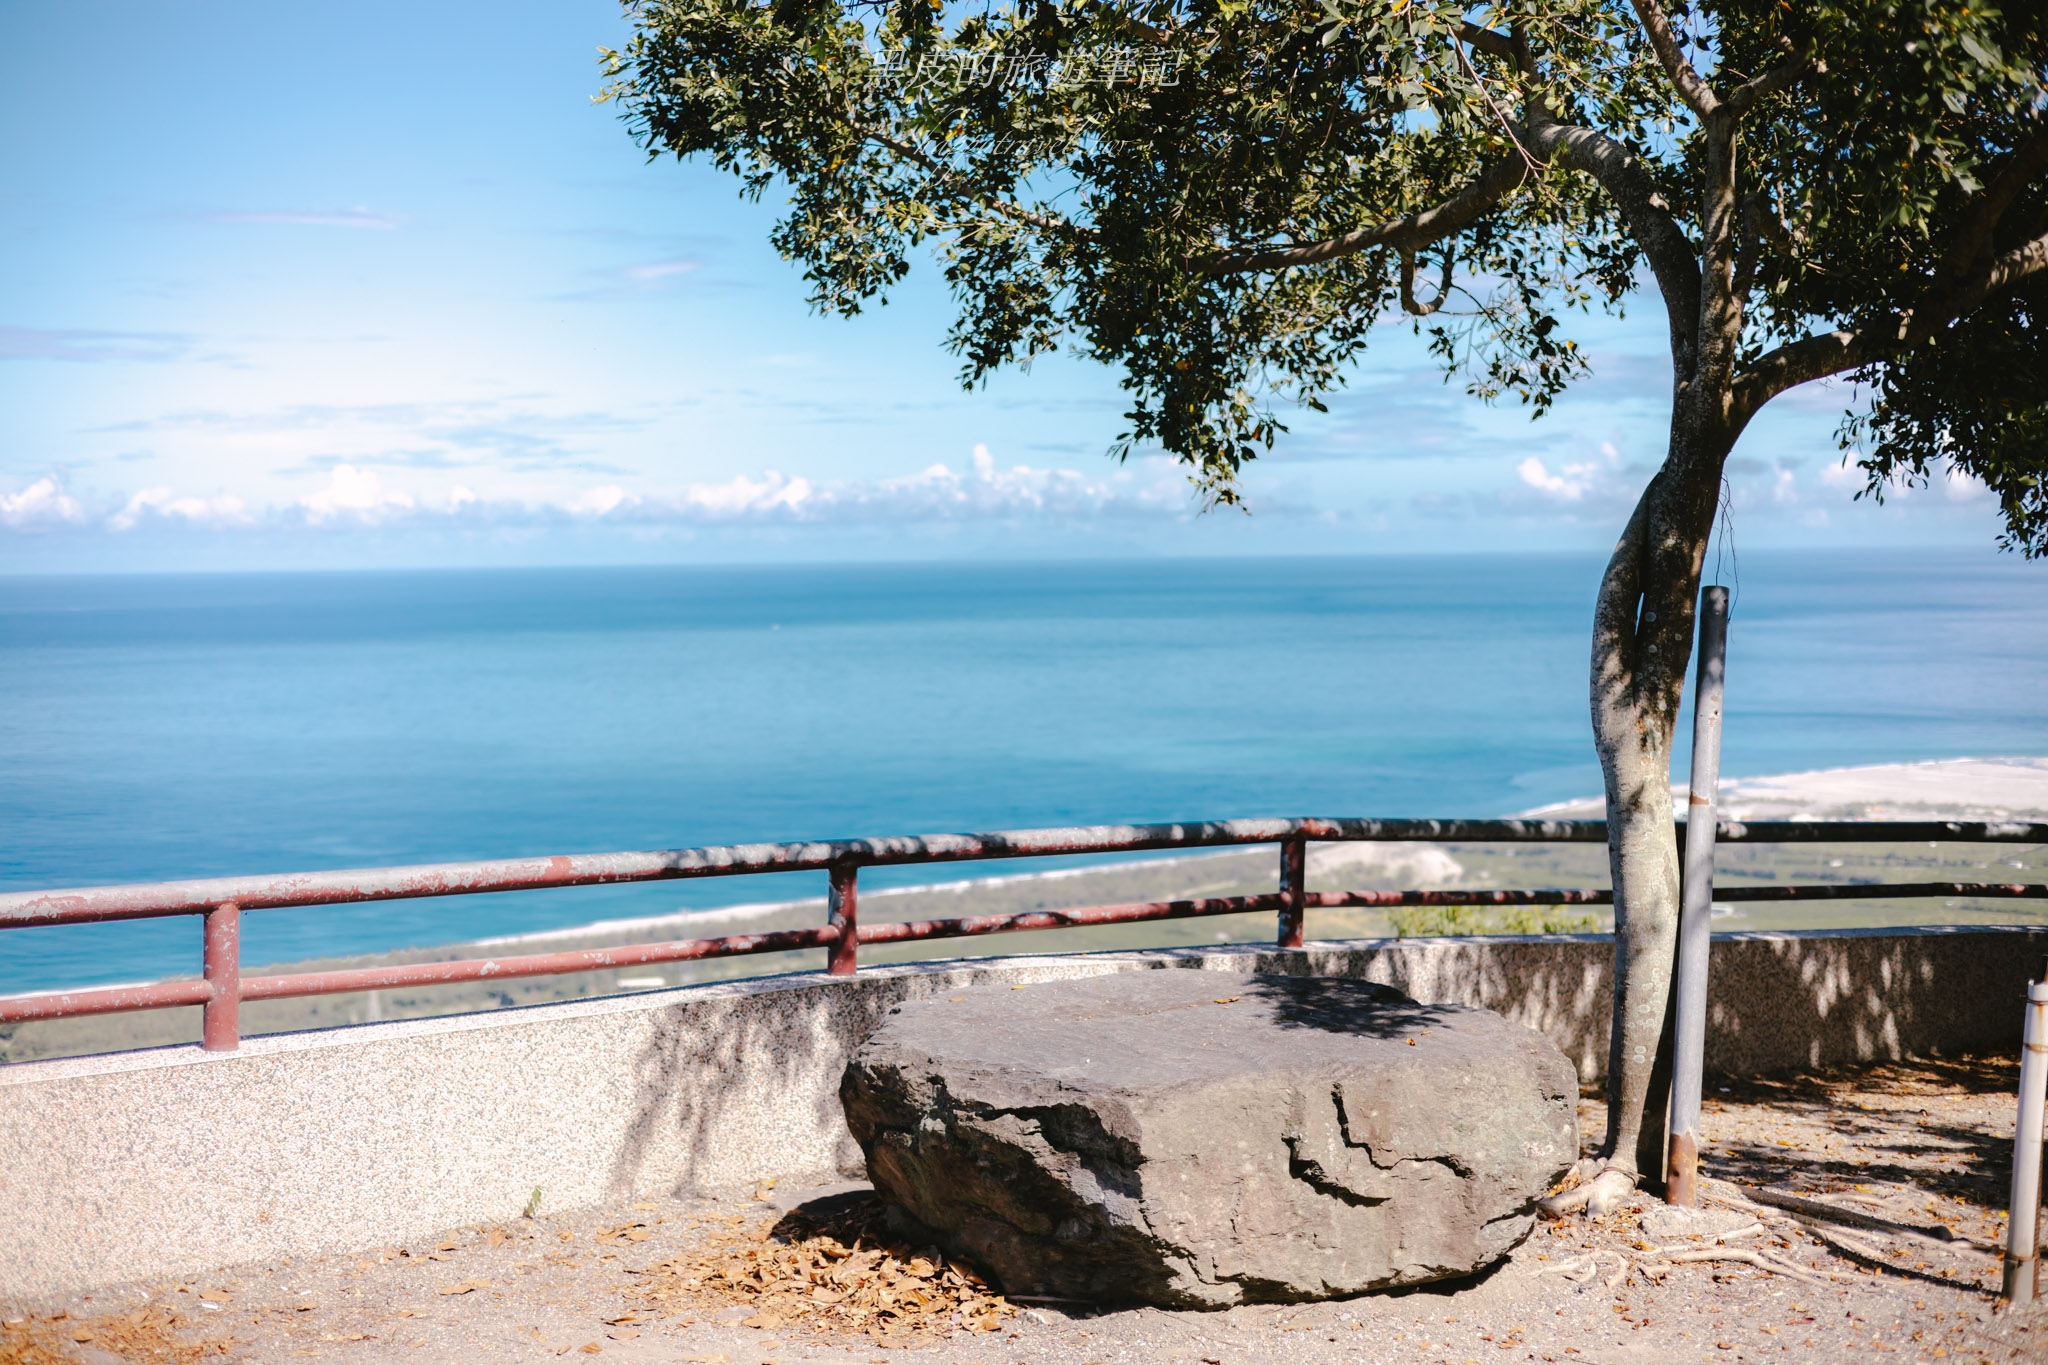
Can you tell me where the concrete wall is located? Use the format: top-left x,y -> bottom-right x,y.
3,926 -> 2041,1303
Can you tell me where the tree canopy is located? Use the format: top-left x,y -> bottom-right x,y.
603,0 -> 2048,1207
602,0 -> 2047,549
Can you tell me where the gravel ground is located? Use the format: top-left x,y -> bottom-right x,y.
6,1055 -> 2045,1365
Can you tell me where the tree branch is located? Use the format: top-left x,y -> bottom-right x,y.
1692,108 -> 1746,404
1731,126 -> 2048,426
1931,124 -> 2048,292
1729,227 -> 2048,428
1628,0 -> 1718,117
1731,191 -> 1764,303
1200,153 -> 1529,274
1110,11 -> 1171,44
1984,226 -> 2048,295
1724,57 -> 1819,118
1457,21 -> 1520,65
1451,32 -> 1542,172
866,129 -> 1095,239
1526,115 -> 1705,390
1399,244 -> 1456,316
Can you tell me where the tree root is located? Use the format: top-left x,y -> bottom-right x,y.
1538,1226 -> 1845,1292
1538,1248 -> 1632,1287
1538,1166 -> 1638,1219
1656,1247 -> 1839,1285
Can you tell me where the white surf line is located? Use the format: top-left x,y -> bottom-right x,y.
468,836 -> 1476,954
467,896 -> 821,947
0,978 -> 168,1003
467,848 -> 1266,948
1520,755 -> 2048,820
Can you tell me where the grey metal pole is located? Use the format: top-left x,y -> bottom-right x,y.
1665,585 -> 1729,1207
2004,963 -> 2048,1301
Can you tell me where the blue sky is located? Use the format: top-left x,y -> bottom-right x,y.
0,0 -> 2019,572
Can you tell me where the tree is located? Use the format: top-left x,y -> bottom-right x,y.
602,0 -> 2048,1212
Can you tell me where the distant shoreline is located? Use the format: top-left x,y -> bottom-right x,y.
465,757 -> 2048,951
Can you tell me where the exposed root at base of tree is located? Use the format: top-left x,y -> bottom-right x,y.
1538,1164 -> 1639,1219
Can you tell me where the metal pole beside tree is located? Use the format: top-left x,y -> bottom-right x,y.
1665,585 -> 1729,1207
2004,960 -> 2048,1301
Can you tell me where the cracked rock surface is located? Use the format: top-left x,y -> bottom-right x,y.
839,969 -> 1576,1307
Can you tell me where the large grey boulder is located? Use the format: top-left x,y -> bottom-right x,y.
840,969 -> 1575,1306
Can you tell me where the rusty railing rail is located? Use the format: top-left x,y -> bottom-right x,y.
2,816 -> 2042,1051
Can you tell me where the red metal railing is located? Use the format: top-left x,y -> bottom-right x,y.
2,816 -> 2043,1051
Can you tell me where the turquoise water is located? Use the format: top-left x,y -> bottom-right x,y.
2,551 -> 2043,989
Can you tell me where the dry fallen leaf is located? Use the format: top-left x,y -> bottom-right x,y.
580,1343 -> 603,1354
488,1228 -> 506,1248
439,1278 -> 491,1295
197,1290 -> 231,1304
681,1355 -> 730,1363
1213,996 -> 1241,1005
607,1329 -> 642,1340
631,1193 -> 1014,1345
3,1305 -> 235,1365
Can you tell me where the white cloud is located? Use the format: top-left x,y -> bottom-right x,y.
672,471 -> 813,518
107,487 -> 251,532
1943,465 -> 1991,503
300,465 -> 416,523
207,207 -> 400,229
1516,455 -> 1601,501
0,476 -> 87,528
793,452 -> 1180,521
621,259 -> 700,283
1513,440 -> 1629,504
0,326 -> 189,364
606,452 -> 1178,525
566,484 -> 633,516
1819,459 -> 1864,489
2,450 -> 1194,541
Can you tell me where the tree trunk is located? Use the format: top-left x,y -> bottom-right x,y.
1587,424 -> 1731,1191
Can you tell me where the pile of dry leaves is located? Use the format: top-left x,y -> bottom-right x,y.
0,1306 -> 233,1365
630,1193 -> 1016,1344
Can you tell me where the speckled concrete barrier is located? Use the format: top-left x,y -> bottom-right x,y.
2,926 -> 2042,1302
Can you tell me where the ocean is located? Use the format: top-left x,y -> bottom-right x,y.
3,550 -> 2044,990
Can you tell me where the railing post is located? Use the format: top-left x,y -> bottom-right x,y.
1278,834 -> 1307,949
2005,962 -> 2048,1302
1666,585 -> 1729,1207
827,863 -> 859,977
202,902 -> 241,1051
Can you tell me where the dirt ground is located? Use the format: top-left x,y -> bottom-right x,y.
6,1054 -> 2046,1365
